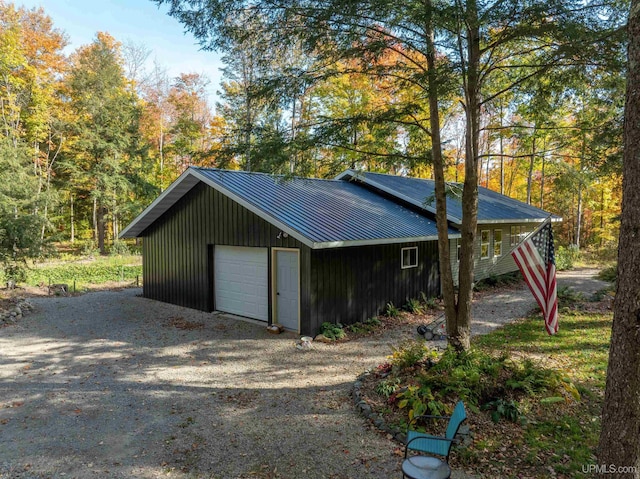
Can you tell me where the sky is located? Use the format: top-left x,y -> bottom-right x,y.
14,0 -> 224,103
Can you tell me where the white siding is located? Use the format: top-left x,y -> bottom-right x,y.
449,223 -> 539,286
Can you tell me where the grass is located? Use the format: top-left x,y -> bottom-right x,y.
474,310 -> 611,389
464,309 -> 611,477
363,304 -> 612,478
24,254 -> 142,291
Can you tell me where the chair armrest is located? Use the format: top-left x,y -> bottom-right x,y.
405,434 -> 455,458
407,435 -> 455,446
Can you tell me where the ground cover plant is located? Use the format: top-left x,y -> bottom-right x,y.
361,303 -> 612,478
24,254 -> 142,291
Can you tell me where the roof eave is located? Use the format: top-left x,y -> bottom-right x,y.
477,216 -> 563,225
119,168 -> 200,239
311,233 -> 460,249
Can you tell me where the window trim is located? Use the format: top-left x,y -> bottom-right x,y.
494,229 -> 503,257
510,225 -> 520,246
401,246 -> 418,269
480,230 -> 490,259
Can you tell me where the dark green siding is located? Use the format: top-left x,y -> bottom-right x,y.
142,182 -> 310,322
141,181 -> 440,335
308,241 -> 439,332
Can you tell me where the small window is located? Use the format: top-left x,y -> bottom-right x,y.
401,247 -> 418,269
494,230 -> 502,257
480,230 -> 490,259
510,225 -> 521,246
456,239 -> 461,262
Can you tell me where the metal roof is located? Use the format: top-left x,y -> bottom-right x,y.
336,170 -> 561,225
120,167 -> 460,249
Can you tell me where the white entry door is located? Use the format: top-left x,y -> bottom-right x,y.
214,246 -> 268,321
275,250 -> 299,331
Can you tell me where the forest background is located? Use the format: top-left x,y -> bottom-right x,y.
0,1 -> 625,280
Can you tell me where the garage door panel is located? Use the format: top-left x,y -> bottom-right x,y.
214,246 -> 268,321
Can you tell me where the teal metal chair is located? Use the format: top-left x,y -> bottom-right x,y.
404,401 -> 467,462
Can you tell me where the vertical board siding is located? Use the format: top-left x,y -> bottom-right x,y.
309,241 -> 439,334
142,181 -> 442,336
141,182 -> 311,321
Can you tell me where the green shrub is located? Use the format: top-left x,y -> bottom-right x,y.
389,340 -> 433,370
395,385 -> 447,425
404,298 -> 423,314
591,286 -> 615,302
385,302 -> 400,318
81,240 -> 99,258
364,317 -> 381,327
557,286 -> 584,308
420,292 -> 439,310
109,240 -> 130,256
474,272 -> 521,291
414,348 -> 579,407
483,399 -> 524,424
376,378 -> 401,398
597,264 -> 617,283
556,245 -> 581,271
25,257 -> 142,288
319,321 -> 345,340
2,262 -> 27,283
346,317 -> 382,334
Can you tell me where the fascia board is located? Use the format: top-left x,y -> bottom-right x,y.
119,168 -> 199,238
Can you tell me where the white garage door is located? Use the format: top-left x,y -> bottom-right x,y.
214,246 -> 268,321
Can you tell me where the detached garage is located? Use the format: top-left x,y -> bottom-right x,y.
120,167 -> 457,336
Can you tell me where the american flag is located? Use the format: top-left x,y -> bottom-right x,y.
511,219 -> 558,335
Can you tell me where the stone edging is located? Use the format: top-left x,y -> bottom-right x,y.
353,370 -> 407,444
353,370 -> 472,447
0,299 -> 35,325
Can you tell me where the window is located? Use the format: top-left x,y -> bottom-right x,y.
494,230 -> 502,257
511,225 -> 531,246
401,247 -> 418,269
481,230 -> 490,259
510,225 -> 521,246
456,239 -> 461,262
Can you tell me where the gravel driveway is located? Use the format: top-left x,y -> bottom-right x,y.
1,289 -> 410,479
0,268 -> 608,479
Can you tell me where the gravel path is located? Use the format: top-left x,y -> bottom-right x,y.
471,267 -> 609,336
0,268 -> 608,479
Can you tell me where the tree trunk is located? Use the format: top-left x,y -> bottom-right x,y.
70,194 -> 75,244
600,187 -> 605,248
424,0 -> 457,348
486,154 -> 490,188
540,138 -> 546,209
92,197 -> 98,242
597,1 -> 640,473
159,123 -> 165,191
576,133 -> 586,248
450,0 -> 481,352
499,103 -> 504,195
576,180 -> 583,249
527,134 -> 536,204
97,204 -> 106,254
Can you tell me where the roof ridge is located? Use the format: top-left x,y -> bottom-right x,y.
193,166 -> 344,183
